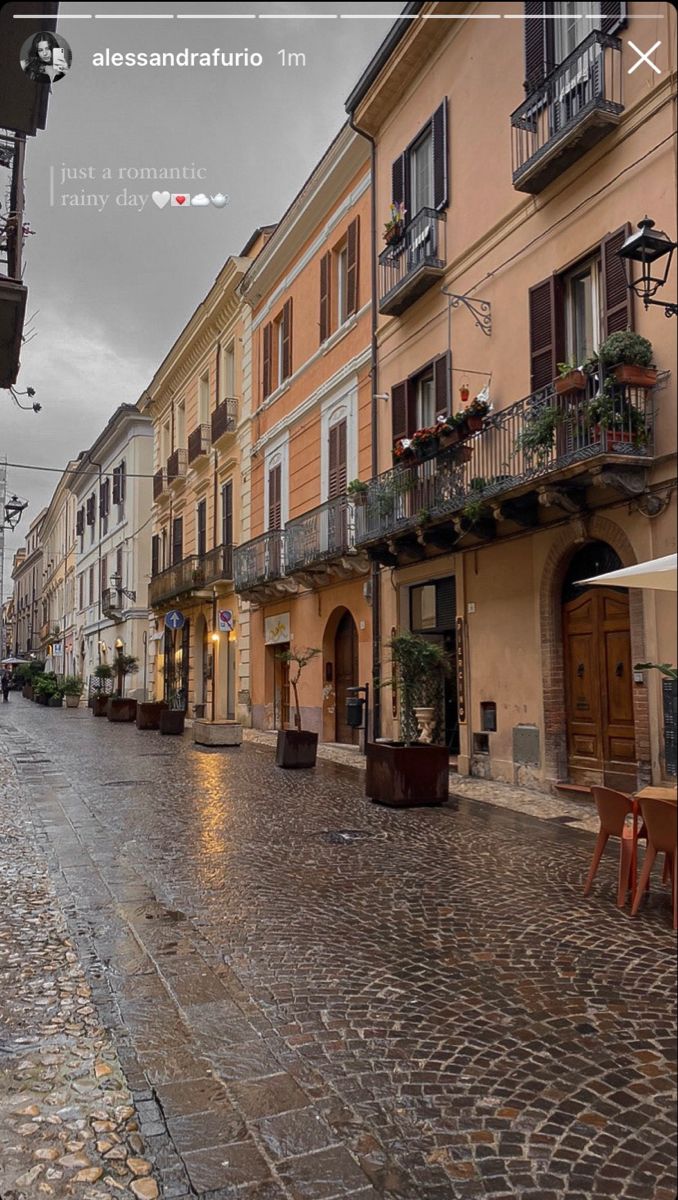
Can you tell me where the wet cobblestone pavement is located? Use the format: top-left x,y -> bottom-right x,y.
1,700 -> 676,1200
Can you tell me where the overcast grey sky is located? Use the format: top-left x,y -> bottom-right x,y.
2,0 -> 396,593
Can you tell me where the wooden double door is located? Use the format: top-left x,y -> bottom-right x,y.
563,588 -> 636,791
335,611 -> 359,745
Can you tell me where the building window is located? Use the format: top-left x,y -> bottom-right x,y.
78,574 -> 84,611
416,372 -> 436,430
199,372 -> 210,425
172,516 -> 183,565
116,544 -> 123,584
411,127 -> 434,216
88,565 -> 95,606
336,243 -> 348,327
100,555 -> 108,599
564,257 -> 601,366
268,464 -> 282,531
161,421 -> 171,463
392,101 -> 448,221
262,300 -> 292,400
554,1 -> 600,64
221,481 -> 233,547
151,534 -> 160,578
197,499 -> 207,558
222,342 -> 235,398
176,401 -> 186,449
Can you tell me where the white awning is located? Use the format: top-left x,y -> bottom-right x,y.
580,553 -> 677,592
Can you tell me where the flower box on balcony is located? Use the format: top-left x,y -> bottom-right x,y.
555,368 -> 587,396
610,364 -> 657,389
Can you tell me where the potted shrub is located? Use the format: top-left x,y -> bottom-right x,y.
410,426 -> 439,462
347,478 -> 369,506
21,660 -> 44,700
515,402 -> 561,465
34,674 -> 57,706
437,415 -> 461,449
63,676 -> 84,709
584,382 -> 648,448
555,361 -> 587,396
597,331 -> 657,388
47,687 -> 64,708
107,652 -> 139,722
366,632 -> 451,807
464,396 -> 491,432
383,201 -> 406,247
275,647 -> 321,768
92,663 -> 113,716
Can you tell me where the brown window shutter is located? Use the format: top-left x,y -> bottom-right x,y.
528,276 -> 563,392
434,352 -> 451,417
346,218 -> 360,316
328,419 -> 347,499
112,467 -> 120,505
523,2 -> 554,94
262,321 -> 272,399
319,252 -> 331,343
151,535 -> 159,577
197,499 -> 207,557
392,381 -> 408,443
172,516 -> 183,565
268,465 -> 282,531
600,2 -> 627,34
432,100 -> 448,211
282,299 -> 293,381
601,224 -> 633,337
222,481 -> 233,547
76,508 -> 84,536
392,154 -> 405,207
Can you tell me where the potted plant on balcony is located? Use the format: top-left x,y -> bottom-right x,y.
437,414 -> 461,449
584,380 -> 648,449
555,361 -> 588,396
275,647 -> 321,768
463,396 -> 491,432
410,425 -> 439,462
366,632 -> 451,807
107,652 -> 139,722
383,201 -> 406,247
393,438 -> 415,465
92,664 -> 112,716
515,402 -> 561,465
347,478 -> 369,506
596,331 -> 657,389
63,676 -> 84,709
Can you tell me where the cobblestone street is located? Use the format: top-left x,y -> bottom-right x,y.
1,699 -> 676,1200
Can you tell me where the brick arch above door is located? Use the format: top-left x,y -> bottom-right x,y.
539,516 -> 651,786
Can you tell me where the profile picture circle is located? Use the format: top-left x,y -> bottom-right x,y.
20,31 -> 72,84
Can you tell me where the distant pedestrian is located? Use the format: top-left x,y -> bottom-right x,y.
1,671 -> 10,702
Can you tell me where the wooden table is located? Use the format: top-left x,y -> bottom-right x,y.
630,786 -> 677,896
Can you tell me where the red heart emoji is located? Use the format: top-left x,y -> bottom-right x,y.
176,196 -> 186,205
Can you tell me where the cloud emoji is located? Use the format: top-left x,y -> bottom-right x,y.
191,193 -> 210,207
210,193 -> 229,208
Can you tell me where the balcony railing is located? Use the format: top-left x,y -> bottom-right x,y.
234,531 -> 286,594
167,448 -> 188,485
153,469 -> 166,500
379,207 -> 446,316
356,375 -> 654,548
101,588 -> 122,620
211,397 -> 238,443
202,543 -> 234,587
511,31 -> 623,194
188,423 -> 211,464
285,495 -> 356,573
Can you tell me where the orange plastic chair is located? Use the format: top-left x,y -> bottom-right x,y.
584,787 -> 635,907
631,797 -> 677,929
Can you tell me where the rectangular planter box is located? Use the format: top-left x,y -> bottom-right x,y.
136,701 -> 167,730
194,720 -> 243,747
107,698 -> 138,722
276,729 -> 318,769
610,364 -> 657,388
159,709 -> 185,735
366,741 -> 449,807
91,694 -> 109,717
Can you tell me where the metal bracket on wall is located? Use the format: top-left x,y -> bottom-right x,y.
444,291 -> 493,337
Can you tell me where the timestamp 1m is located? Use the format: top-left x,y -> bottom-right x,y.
277,49 -> 307,68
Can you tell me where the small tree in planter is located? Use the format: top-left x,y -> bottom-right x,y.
366,632 -> 452,807
63,676 -> 84,709
92,663 -> 113,716
34,673 -> 58,706
107,652 -> 139,722
275,646 -> 321,768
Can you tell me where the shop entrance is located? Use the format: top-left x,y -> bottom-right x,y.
273,642 -> 291,730
334,611 -> 359,744
409,577 -> 459,754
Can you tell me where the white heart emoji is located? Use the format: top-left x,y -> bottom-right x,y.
210,193 -> 229,208
152,191 -> 170,209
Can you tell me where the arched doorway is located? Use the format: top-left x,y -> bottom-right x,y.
562,541 -> 636,791
334,610 -> 359,745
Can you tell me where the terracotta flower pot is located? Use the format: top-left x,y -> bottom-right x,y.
610,364 -> 657,388
465,414 -> 483,432
555,369 -> 587,395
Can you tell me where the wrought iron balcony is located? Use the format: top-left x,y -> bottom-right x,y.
211,397 -> 238,444
511,31 -> 623,194
234,531 -> 286,596
167,448 -> 188,486
356,374 -> 655,561
285,495 -> 367,580
379,207 -> 446,317
153,469 -> 166,500
201,542 -> 234,588
101,588 -> 122,621
148,545 -> 234,609
188,423 -> 211,464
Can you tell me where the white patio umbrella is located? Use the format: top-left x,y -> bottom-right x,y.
580,553 -> 677,592
1,656 -> 28,666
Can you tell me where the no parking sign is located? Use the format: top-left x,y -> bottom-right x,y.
218,608 -> 235,632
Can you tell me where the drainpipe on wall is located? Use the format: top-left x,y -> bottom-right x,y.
349,115 -> 381,740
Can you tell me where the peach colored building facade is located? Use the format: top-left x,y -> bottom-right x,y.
235,126 -> 374,742
139,236 -> 270,724
347,2 -> 677,788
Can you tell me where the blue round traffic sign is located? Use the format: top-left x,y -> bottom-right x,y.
164,609 -> 185,630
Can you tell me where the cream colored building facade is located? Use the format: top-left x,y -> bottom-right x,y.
39,463 -> 79,677
139,233 -> 271,723
347,1 -> 677,788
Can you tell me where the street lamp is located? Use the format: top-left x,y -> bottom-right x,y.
3,494 -> 28,529
618,217 -> 677,317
